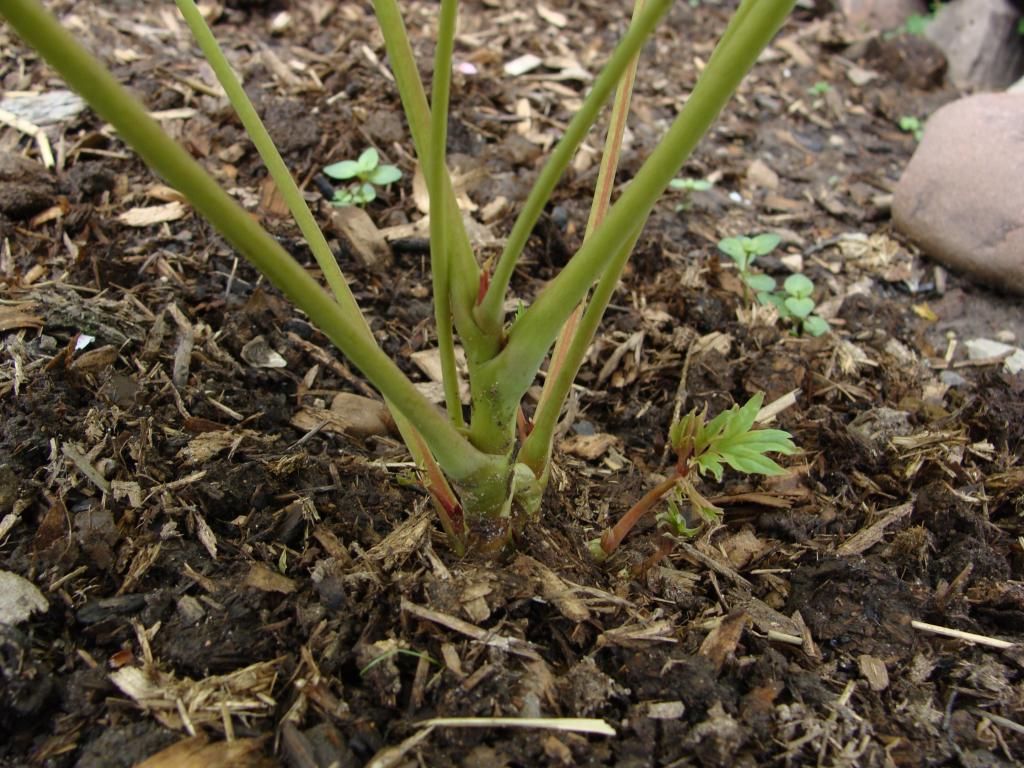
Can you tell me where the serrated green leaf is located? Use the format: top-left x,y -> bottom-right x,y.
368,164 -> 402,186
324,160 -> 361,180
357,147 -> 379,172
721,450 -> 787,476
803,315 -> 830,337
744,273 -> 776,293
783,272 -> 814,298
748,233 -> 780,255
697,453 -> 724,482
784,296 -> 815,319
722,393 -> 764,440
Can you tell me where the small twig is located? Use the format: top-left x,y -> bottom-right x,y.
911,620 -> 1014,649
417,717 -> 615,736
968,708 -> 1024,737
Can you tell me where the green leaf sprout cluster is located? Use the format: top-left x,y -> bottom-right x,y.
718,232 -> 829,337
669,176 -> 713,211
590,393 -> 797,559
324,147 -> 402,207
761,273 -> 830,337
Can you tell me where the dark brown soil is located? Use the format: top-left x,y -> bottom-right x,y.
2,1 -> 1024,766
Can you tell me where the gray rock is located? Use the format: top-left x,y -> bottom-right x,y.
925,0 -> 1024,90
838,0 -> 927,30
893,93 -> 1024,295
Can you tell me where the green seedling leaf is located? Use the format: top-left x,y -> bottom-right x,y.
784,296 -> 815,319
759,291 -> 788,315
324,160 -> 361,180
717,237 -> 749,268
783,272 -> 814,298
331,189 -> 355,206
656,493 -> 701,538
670,177 -> 712,192
904,13 -> 931,36
745,273 -> 776,293
802,314 -> 830,337
357,147 -> 380,173
355,182 -> 377,204
368,164 -> 402,186
747,233 -> 780,256
689,393 -> 797,482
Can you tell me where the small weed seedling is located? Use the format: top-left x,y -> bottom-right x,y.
324,148 -> 402,207
903,13 -> 932,36
807,81 -> 831,97
669,176 -> 713,210
762,273 -> 830,337
898,115 -> 924,141
589,393 -> 796,561
718,233 -> 780,301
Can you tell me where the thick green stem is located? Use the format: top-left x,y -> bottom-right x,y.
0,0 -> 492,484
519,221 -> 644,477
530,0 -> 647,478
174,0 -> 364,329
475,0 -> 674,336
370,0 -> 494,361
495,0 -> 796,408
428,0 -> 464,427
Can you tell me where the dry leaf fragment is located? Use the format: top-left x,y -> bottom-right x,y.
836,501 -> 914,556
134,735 -> 273,768
504,53 -> 543,77
0,305 -> 43,332
858,654 -> 890,692
0,570 -> 48,625
698,610 -> 749,672
328,205 -> 393,271
117,201 -> 188,227
536,3 -> 568,27
240,335 -> 286,369
243,563 -> 297,594
558,433 -> 617,461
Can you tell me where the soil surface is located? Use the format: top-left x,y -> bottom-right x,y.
2,1 -> 1024,766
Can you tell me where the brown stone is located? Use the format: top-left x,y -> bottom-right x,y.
893,93 -> 1024,295
925,0 -> 1024,90
838,0 -> 927,30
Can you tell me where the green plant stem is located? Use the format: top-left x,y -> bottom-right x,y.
428,0 -> 464,428
494,0 -> 796,408
531,0 -> 646,473
174,1 -> 365,327
519,221 -> 644,477
0,0 -> 493,485
596,473 -> 682,560
475,0 -> 674,337
370,0 -> 490,359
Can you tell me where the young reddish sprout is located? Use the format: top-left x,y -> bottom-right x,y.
588,393 -> 796,562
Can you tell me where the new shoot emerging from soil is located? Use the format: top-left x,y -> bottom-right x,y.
324,148 -> 403,207
669,176 -> 713,211
3,0 -> 799,555
762,273 -> 831,337
718,232 -> 781,301
588,393 -> 796,562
